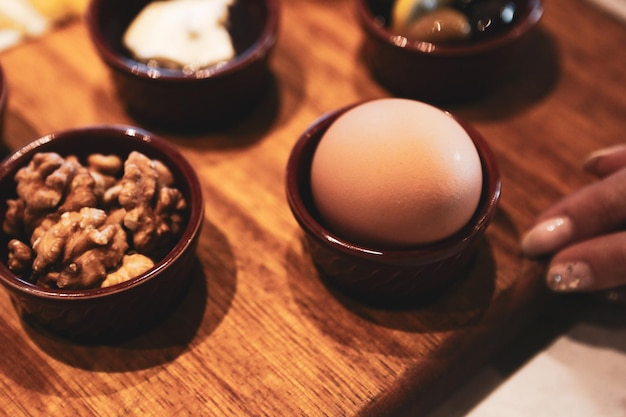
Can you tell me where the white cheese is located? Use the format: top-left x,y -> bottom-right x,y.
123,0 -> 236,70
0,0 -> 48,37
0,0 -> 88,51
0,29 -> 23,51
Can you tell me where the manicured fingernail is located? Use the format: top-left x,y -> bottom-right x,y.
583,144 -> 626,171
584,144 -> 626,161
546,262 -> 593,292
521,216 -> 574,257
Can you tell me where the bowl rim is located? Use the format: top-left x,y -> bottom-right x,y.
0,124 -> 204,300
285,99 -> 502,264
86,0 -> 280,82
355,0 -> 544,57
0,64 -> 7,116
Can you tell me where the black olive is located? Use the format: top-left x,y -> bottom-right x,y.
453,0 -> 518,40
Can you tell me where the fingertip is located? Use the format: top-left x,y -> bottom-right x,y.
582,144 -> 626,177
545,231 -> 626,294
520,217 -> 573,257
546,261 -> 594,292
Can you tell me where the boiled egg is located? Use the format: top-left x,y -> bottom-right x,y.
310,98 -> 483,248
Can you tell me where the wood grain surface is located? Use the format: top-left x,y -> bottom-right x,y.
0,0 -> 625,416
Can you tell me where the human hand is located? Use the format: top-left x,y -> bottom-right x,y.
521,145 -> 626,293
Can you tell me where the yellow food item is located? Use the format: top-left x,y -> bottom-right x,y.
29,0 -> 88,23
392,0 -> 420,33
0,12 -> 23,32
391,0 -> 454,34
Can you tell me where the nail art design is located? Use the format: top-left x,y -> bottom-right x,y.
521,216 -> 574,257
547,262 -> 593,292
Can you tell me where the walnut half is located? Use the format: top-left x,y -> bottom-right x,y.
3,151 -> 187,290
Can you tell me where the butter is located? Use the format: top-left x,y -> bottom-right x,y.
123,0 -> 236,71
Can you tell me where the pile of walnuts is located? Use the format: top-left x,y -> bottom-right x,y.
3,151 -> 187,289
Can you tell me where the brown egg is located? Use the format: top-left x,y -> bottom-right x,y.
310,98 -> 483,248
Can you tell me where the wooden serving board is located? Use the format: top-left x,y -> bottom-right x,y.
0,1 -> 625,415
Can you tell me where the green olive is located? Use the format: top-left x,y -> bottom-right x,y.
403,7 -> 471,43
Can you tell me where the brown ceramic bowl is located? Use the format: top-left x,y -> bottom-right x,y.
0,125 -> 204,341
286,101 -> 501,306
356,0 -> 543,103
86,0 -> 279,132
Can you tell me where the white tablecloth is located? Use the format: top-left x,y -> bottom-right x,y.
428,301 -> 626,417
